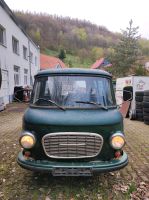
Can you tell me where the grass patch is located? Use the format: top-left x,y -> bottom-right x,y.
32,190 -> 40,200
125,182 -> 137,199
0,164 -> 8,173
44,49 -> 58,57
42,49 -> 92,68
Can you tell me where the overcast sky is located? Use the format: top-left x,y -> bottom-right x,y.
4,0 -> 149,39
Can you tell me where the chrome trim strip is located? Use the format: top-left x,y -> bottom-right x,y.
42,132 -> 103,159
59,143 -> 86,146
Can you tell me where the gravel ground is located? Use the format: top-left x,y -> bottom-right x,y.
0,103 -> 149,200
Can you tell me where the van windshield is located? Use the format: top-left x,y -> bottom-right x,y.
32,75 -> 115,108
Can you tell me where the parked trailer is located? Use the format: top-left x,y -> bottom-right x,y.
116,76 -> 149,119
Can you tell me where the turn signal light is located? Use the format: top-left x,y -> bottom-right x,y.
115,151 -> 121,158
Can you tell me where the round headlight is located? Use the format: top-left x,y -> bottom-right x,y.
110,133 -> 125,150
20,133 -> 35,149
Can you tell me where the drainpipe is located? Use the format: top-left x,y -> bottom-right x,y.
28,39 -> 32,86
0,67 -> 2,89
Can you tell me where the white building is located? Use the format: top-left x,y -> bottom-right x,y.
145,62 -> 149,71
0,0 -> 40,109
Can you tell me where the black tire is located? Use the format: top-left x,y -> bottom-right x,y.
143,96 -> 149,102
136,101 -> 143,106
143,108 -> 149,112
136,101 -> 143,105
144,90 -> 149,96
137,118 -> 144,121
144,116 -> 149,121
135,91 -> 144,96
136,113 -> 143,118
143,102 -> 149,108
135,96 -> 143,102
143,112 -> 149,116
136,102 -> 143,109
136,108 -> 143,113
144,120 -> 149,125
136,106 -> 143,109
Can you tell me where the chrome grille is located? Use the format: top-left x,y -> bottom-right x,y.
42,132 -> 103,159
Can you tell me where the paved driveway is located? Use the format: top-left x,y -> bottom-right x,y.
0,103 -> 148,200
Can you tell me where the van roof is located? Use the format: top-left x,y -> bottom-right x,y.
36,68 -> 111,77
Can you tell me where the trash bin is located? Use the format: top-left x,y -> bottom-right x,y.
14,86 -> 24,101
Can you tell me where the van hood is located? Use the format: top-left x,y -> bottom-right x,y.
23,107 -> 123,161
23,107 -> 123,132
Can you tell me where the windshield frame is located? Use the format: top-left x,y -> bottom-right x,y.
30,74 -> 116,110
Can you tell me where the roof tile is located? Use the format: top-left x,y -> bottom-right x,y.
40,54 -> 66,69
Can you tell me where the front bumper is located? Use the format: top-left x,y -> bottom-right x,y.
17,152 -> 128,176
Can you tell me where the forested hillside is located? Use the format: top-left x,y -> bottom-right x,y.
14,11 -> 120,66
14,11 -> 149,71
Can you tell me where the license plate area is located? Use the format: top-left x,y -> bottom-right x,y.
52,168 -> 92,176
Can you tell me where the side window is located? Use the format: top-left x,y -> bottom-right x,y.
12,36 -> 19,54
0,25 -> 6,46
14,66 -> 20,86
105,79 -> 113,105
24,69 -> 28,85
33,81 -> 41,103
44,82 -> 50,96
23,46 -> 28,60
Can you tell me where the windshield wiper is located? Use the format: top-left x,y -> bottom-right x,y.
75,101 -> 108,110
34,98 -> 66,111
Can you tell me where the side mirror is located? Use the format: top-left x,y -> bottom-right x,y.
117,89 -> 133,108
123,89 -> 133,101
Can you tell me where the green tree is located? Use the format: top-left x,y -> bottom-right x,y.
58,49 -> 66,61
73,28 -> 87,41
139,38 -> 149,56
91,46 -> 104,61
34,29 -> 41,44
134,65 -> 147,76
112,20 -> 140,76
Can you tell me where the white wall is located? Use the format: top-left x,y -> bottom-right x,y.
0,5 -> 40,105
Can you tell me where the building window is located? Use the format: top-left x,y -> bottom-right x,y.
14,66 -> 20,86
0,25 -> 6,46
24,69 -> 28,85
12,36 -> 19,55
23,46 -> 28,60
35,56 -> 37,66
29,51 -> 33,63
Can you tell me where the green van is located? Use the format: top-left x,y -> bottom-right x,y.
17,68 -> 128,176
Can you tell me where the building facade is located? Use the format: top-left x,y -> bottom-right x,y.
0,0 -> 40,109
